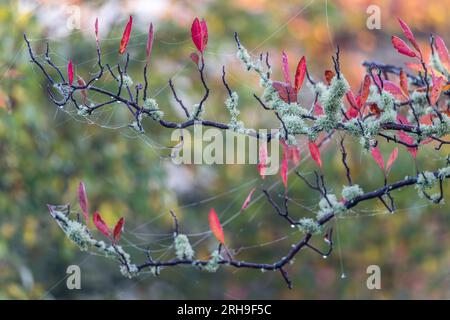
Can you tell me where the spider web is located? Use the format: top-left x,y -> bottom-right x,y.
22,0 -> 448,299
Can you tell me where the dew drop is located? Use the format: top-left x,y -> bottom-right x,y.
341,273 -> 346,279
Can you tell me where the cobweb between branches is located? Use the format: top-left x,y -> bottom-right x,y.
25,2 -> 450,299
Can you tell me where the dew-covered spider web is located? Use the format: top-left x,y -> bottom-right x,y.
18,0 -> 449,299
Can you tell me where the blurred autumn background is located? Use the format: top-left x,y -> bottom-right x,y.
1,0 -> 450,299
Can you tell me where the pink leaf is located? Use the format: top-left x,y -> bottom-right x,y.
391,36 -> 416,58
67,60 -> 74,86
281,51 -> 292,85
370,145 -> 385,171
386,147 -> 398,173
399,69 -> 409,97
345,91 -> 359,119
200,18 -> 208,51
281,147 -> 288,190
93,212 -> 110,238
78,182 -> 89,224
308,141 -> 322,168
113,217 -> 125,243
119,16 -> 133,55
241,188 -> 256,211
289,146 -> 301,166
190,52 -> 200,66
258,141 -> 268,178
396,113 -> 411,125
383,80 -> 406,99
313,102 -> 324,116
208,208 -> 225,244
346,90 -> 359,110
271,81 -> 297,103
358,74 -> 371,108
294,56 -> 306,94
371,71 -> 383,89
398,18 -> 421,53
398,131 -> 418,158
404,62 -> 423,72
191,17 -> 208,53
94,17 -> 99,44
281,139 -> 301,166
434,35 -> 450,69
430,71 -> 444,105
146,22 -> 154,65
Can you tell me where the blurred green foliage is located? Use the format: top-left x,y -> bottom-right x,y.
0,0 -> 449,299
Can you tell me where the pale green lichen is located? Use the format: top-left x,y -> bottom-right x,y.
129,113 -> 144,133
297,218 -> 322,235
415,171 -> 438,198
174,234 -> 195,260
120,263 -> 139,279
236,45 -> 269,83
122,74 -> 133,87
341,184 -> 364,201
204,250 -> 223,273
77,105 -> 90,116
143,98 -> 164,121
189,103 -> 205,120
438,166 -> 450,179
379,91 -> 395,111
321,76 -> 349,131
316,194 -> 347,219
49,206 -> 137,278
225,92 -> 245,131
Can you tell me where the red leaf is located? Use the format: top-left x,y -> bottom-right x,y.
93,212 -> 110,238
404,62 -> 423,72
146,22 -> 154,65
281,146 -> 288,190
294,56 -> 306,94
241,188 -> 256,211
191,17 -> 208,53
386,147 -> 398,173
313,102 -> 324,116
399,69 -> 409,97
434,35 -> 450,70
258,141 -> 268,178
289,146 -> 301,166
346,90 -> 359,110
200,18 -> 208,51
398,131 -> 417,158
308,141 -> 322,168
119,16 -> 133,55
77,76 -> 88,105
281,51 -> 292,85
370,145 -> 385,171
430,71 -> 444,105
190,52 -> 200,66
94,17 -> 99,43
391,36 -> 416,58
272,81 -> 297,103
359,74 -> 371,108
67,60 -> 74,86
398,18 -> 421,53
113,217 -> 125,243
383,80 -> 406,100
371,71 -> 383,89
78,182 -> 89,224
324,70 -> 335,85
345,91 -> 359,119
208,208 -> 225,244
